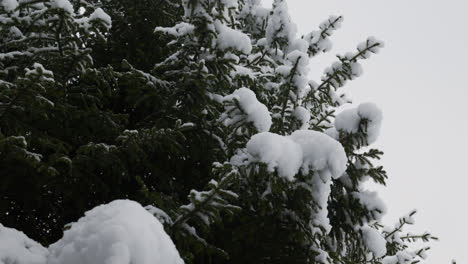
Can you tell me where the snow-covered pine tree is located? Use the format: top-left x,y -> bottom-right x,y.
0,0 -> 437,263
154,0 -> 437,263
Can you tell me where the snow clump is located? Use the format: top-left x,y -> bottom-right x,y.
352,190 -> 387,221
25,63 -> 54,82
222,87 -> 272,132
334,102 -> 383,144
215,20 -> 252,54
47,200 -> 184,264
50,0 -> 74,14
246,130 -> 347,180
0,224 -> 48,264
357,102 -> 383,144
304,15 -> 343,54
289,130 -> 347,178
361,225 -> 387,258
155,22 -> 195,37
2,0 -> 18,11
246,132 -> 302,181
265,0 -> 297,46
87,8 -> 112,29
293,106 -> 311,129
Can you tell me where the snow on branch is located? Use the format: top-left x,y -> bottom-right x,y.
304,15 -> 343,57
155,22 -> 196,37
171,163 -> 240,234
1,0 -> 18,12
215,20 -> 252,54
265,0 -> 297,49
246,130 -> 347,180
334,102 -> 383,145
379,210 -> 437,264
361,225 -> 387,258
304,37 -> 384,107
75,8 -> 112,30
221,87 -> 272,133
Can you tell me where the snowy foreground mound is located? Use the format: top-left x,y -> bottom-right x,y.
0,224 -> 48,264
0,200 -> 184,264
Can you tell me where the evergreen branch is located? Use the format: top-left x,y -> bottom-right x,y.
278,56 -> 301,132
170,165 -> 239,233
306,15 -> 343,56
304,38 -> 383,105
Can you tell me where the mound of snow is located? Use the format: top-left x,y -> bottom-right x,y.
2,0 -> 18,11
334,107 -> 360,134
293,106 -> 311,129
357,102 -> 382,144
215,21 -> 252,54
223,87 -> 272,132
88,8 -> 112,27
352,190 -> 387,221
50,0 -> 74,14
246,130 -> 347,180
289,130 -> 347,178
361,225 -> 387,258
155,22 -> 195,37
265,0 -> 297,46
247,132 -> 302,180
0,223 -> 48,264
47,200 -> 184,264
334,102 -> 383,144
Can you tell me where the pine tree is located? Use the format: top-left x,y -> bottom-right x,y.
147,0 -> 438,263
0,0 -> 437,263
0,0 -> 190,244
0,0 -> 117,243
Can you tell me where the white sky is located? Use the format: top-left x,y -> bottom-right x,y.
263,0 -> 468,263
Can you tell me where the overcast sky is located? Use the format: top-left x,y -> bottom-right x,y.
262,0 -> 468,263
